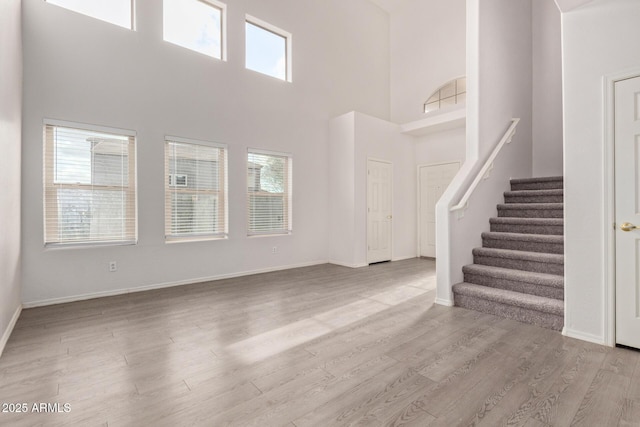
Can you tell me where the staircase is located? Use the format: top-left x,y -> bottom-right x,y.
452,176 -> 564,331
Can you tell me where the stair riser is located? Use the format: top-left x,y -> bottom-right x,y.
464,272 -> 564,299
490,223 -> 563,235
504,195 -> 564,204
497,208 -> 563,218
482,238 -> 564,254
511,181 -> 563,191
454,294 -> 564,331
473,255 -> 564,276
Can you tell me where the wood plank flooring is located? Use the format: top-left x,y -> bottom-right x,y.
0,258 -> 638,426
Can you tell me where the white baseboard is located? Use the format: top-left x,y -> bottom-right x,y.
23,260 -> 329,308
329,257 -> 417,269
435,297 -> 454,307
328,260 -> 368,268
392,255 -> 418,262
563,327 -> 606,346
0,304 -> 22,358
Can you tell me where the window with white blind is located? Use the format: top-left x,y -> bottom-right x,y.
163,0 -> 226,60
247,149 -> 292,235
165,137 -> 228,241
43,122 -> 137,246
45,0 -> 134,30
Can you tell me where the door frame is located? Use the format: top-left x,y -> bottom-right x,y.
416,161 -> 460,257
603,68 -> 640,347
366,157 -> 393,265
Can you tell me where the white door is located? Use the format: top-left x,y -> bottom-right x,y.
367,159 -> 393,264
615,75 -> 640,349
419,162 -> 459,257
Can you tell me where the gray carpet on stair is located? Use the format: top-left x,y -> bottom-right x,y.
473,247 -> 564,275
462,263 -> 564,295
504,189 -> 564,204
497,203 -> 563,218
510,176 -> 563,191
481,232 -> 564,254
454,289 -> 564,331
489,217 -> 564,235
454,176 -> 565,331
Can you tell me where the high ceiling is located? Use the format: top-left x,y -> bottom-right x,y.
553,0 -> 594,12
370,0 -> 595,14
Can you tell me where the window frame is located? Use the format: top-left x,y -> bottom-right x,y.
45,0 -> 136,30
165,135 -> 229,242
423,76 -> 467,114
246,148 -> 293,237
43,119 -> 138,247
162,0 -> 227,61
245,15 -> 293,82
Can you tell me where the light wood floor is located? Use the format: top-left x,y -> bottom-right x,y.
1,259 -> 639,426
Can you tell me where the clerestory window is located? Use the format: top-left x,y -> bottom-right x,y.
424,77 -> 466,113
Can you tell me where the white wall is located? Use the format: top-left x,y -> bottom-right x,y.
414,127 -> 466,167
0,0 -> 23,354
329,113 -> 357,266
436,0 -> 533,305
532,0 -> 563,177
329,112 -> 416,267
554,0 -> 594,12
354,113 -> 417,264
389,0 -> 467,267
562,0 -> 640,344
390,0 -> 466,124
21,0 -> 390,305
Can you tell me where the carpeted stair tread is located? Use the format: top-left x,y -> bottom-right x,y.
453,282 -> 564,316
497,203 -> 563,210
498,203 -> 563,218
481,232 -> 563,245
505,189 -> 563,196
510,176 -> 563,184
489,217 -> 564,226
482,231 -> 564,253
489,217 -> 564,235
504,189 -> 564,203
463,266 -> 564,299
473,247 -> 564,265
462,264 -> 564,288
472,247 -> 564,275
510,176 -> 563,191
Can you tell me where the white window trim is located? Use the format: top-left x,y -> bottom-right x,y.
215,0 -> 228,61
165,135 -> 226,150
163,0 -> 227,61
131,0 -> 137,31
164,135 -> 229,242
44,119 -> 136,138
248,147 -> 292,158
245,14 -> 293,82
45,0 -> 136,31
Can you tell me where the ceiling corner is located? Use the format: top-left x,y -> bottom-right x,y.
554,0 -> 596,13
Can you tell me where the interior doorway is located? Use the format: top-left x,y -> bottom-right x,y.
367,159 -> 393,264
615,75 -> 640,350
418,162 -> 459,258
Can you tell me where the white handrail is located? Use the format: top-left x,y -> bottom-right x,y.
450,118 -> 520,214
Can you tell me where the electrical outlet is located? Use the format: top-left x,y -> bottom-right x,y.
109,261 -> 117,272
272,246 -> 277,254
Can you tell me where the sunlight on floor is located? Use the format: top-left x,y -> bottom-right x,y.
225,284 -> 431,364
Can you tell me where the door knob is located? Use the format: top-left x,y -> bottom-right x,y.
387,215 -> 392,219
620,222 -> 638,232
